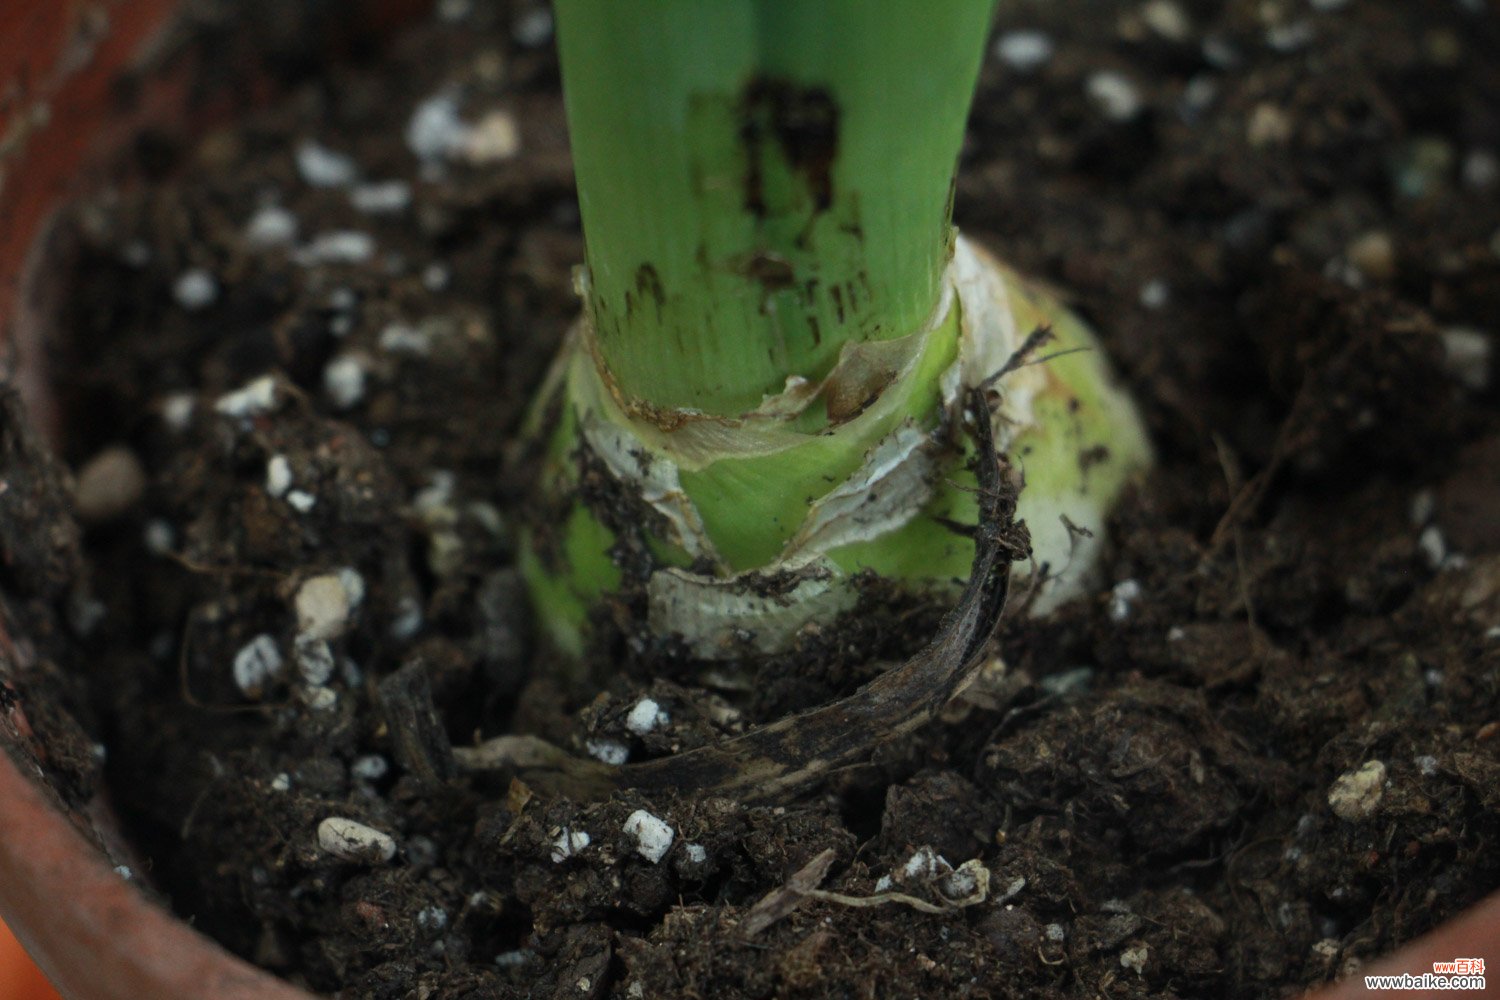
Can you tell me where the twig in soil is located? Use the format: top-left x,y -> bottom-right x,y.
1206,371 -> 1317,556
741,848 -> 839,937
1212,434 -> 1262,634
455,386 -> 1021,804
377,661 -> 457,787
161,550 -> 284,579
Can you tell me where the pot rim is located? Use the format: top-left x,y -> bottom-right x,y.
1,700 -> 315,999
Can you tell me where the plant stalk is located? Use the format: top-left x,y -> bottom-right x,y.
554,0 -> 994,418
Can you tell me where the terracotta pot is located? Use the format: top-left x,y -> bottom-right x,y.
0,2 -> 419,997
0,3 -> 1493,999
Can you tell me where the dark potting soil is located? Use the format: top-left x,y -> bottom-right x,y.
2,0 -> 1499,997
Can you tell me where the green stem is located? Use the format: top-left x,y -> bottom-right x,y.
554,0 -> 993,417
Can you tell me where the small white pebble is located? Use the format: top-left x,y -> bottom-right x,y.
323,354 -> 368,409
317,817 -> 397,863
902,847 -> 944,880
422,263 -> 451,292
623,810 -> 675,864
296,142 -> 358,188
942,867 -> 980,900
1328,760 -> 1387,821
1247,103 -> 1294,147
286,490 -> 317,513
73,446 -> 147,524
295,636 -> 336,686
1347,230 -> 1397,282
417,906 -> 448,932
994,30 -> 1054,73
1463,150 -> 1499,191
512,6 -> 553,47
337,567 -> 366,609
405,835 -> 438,869
266,455 -> 293,498
494,950 -> 532,968
326,288 -> 358,316
270,773 -> 291,792
1419,525 -> 1447,569
303,686 -> 338,711
390,596 -> 424,640
214,376 -> 279,418
233,634 -> 284,698
413,470 -> 456,515
1108,579 -> 1143,623
1045,923 -> 1067,942
296,574 -> 352,641
1086,71 -> 1143,121
1424,668 -> 1444,688
69,596 -> 107,637
161,393 -> 196,432
143,519 -> 176,555
1179,74 -> 1218,120
683,843 -> 707,864
1141,0 -> 1192,42
173,268 -> 218,310
1139,279 -> 1170,310
874,875 -> 893,892
350,180 -> 412,214
407,91 -> 469,162
297,231 -> 376,267
461,110 -> 521,164
351,754 -> 389,781
379,322 -> 432,356
1120,944 -> 1150,975
244,205 -> 298,248
1440,326 -> 1491,390
114,865 -> 134,880
586,738 -> 629,766
1410,489 -> 1435,526
625,697 -> 669,736
1201,39 -> 1239,74
1266,20 -> 1315,52
550,828 -> 591,863
1414,754 -> 1439,777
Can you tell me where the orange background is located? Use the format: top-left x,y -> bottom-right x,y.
0,917 -> 62,1000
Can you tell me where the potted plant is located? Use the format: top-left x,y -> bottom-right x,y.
3,1 -> 1497,997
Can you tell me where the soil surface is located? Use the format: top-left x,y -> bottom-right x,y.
3,0 -> 1500,997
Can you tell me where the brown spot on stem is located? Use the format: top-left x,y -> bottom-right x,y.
740,77 -> 841,216
733,250 -> 796,292
633,262 -> 665,310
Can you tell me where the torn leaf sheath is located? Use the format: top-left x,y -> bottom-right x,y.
460,386 -> 1019,803
523,236 -> 1151,656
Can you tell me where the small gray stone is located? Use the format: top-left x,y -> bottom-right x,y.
317,817 -> 397,863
